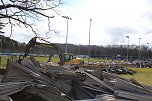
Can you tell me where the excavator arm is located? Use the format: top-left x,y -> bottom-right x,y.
18,37 -> 64,64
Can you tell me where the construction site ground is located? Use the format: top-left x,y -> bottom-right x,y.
1,56 -> 152,101
1,56 -> 152,86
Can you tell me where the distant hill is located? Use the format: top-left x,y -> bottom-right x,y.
0,35 -> 26,53
0,35 -> 86,55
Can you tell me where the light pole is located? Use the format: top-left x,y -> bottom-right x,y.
147,43 -> 149,60
62,16 -> 72,53
88,19 -> 92,64
139,38 -> 141,68
0,36 -> 2,53
138,38 -> 141,60
126,36 -> 129,61
0,35 -> 2,65
0,33 -> 4,65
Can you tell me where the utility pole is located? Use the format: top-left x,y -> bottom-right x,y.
88,19 -> 92,64
125,36 -> 129,61
62,16 -> 72,53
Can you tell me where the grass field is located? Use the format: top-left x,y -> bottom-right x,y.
0,56 -> 152,86
84,58 -> 116,63
34,56 -> 60,63
0,56 -> 18,67
121,68 -> 152,86
0,56 -> 60,66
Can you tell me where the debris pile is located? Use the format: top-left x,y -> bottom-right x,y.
103,65 -> 135,75
0,68 -> 6,75
135,60 -> 152,68
0,57 -> 152,101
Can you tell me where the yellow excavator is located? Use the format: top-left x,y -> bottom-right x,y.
62,53 -> 84,65
18,37 -> 84,65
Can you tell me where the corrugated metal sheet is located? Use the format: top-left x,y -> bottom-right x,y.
0,81 -> 31,95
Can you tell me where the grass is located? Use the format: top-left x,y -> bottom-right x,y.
0,56 -> 61,67
35,57 -> 108,63
34,56 -> 60,63
0,56 -> 12,67
34,56 -> 50,62
0,56 -> 119,65
121,68 -> 152,86
83,58 -> 116,63
51,57 -> 60,62
84,58 -> 106,62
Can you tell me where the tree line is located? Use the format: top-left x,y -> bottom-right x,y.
1,35 -> 151,60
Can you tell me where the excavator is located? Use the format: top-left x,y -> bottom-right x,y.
18,37 -> 84,65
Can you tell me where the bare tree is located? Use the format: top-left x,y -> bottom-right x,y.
0,0 -> 62,36
0,21 -> 4,33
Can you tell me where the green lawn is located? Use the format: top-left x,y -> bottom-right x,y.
0,56 -> 116,65
84,58 -> 106,62
34,56 -> 60,63
0,56 -> 13,67
0,56 -> 19,69
0,56 -> 60,67
121,68 -> 152,86
34,56 -> 50,62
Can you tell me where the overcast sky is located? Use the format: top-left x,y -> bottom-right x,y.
3,0 -> 152,47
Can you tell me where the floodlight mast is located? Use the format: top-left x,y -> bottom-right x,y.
88,19 -> 92,64
147,43 -> 149,60
62,16 -> 72,53
139,38 -> 141,68
125,36 -> 129,61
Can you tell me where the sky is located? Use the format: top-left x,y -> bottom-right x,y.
3,0 -> 152,47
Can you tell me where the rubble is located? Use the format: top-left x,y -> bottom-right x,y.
135,60 -> 152,68
0,95 -> 13,101
0,68 -> 6,75
0,57 -> 152,101
102,65 -> 135,75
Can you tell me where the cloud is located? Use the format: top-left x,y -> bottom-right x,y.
104,27 -> 138,43
143,12 -> 152,19
146,0 -> 152,5
2,0 -> 152,47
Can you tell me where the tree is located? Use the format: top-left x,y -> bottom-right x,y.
0,0 -> 62,36
0,21 -> 5,33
